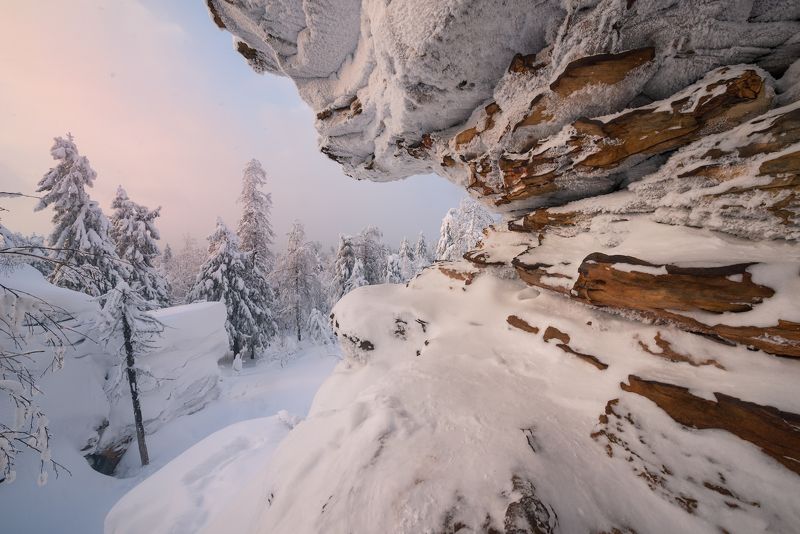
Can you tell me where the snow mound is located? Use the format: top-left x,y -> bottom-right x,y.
105,416 -> 291,534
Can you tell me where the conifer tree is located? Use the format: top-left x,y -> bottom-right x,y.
110,187 -> 170,307
97,281 -> 164,467
271,222 -> 323,342
236,159 -> 275,270
34,134 -> 127,296
188,218 -> 277,357
414,232 -> 432,273
166,235 -> 205,304
357,226 -> 387,285
385,253 -> 404,284
397,237 -> 416,281
332,235 -> 357,301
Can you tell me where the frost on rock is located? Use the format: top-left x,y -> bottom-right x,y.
208,0 -> 799,212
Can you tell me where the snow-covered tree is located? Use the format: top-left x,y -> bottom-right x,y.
0,227 -> 51,276
236,159 -> 275,270
346,258 -> 368,294
0,266 -> 72,485
188,219 -> 277,357
397,237 -> 416,281
96,281 -> 164,467
413,232 -> 432,273
165,235 -> 205,304
34,134 -> 127,296
435,198 -> 495,261
271,222 -> 324,342
110,187 -> 170,307
332,235 -> 357,301
385,253 -> 404,284
305,308 -> 335,345
357,226 -> 387,285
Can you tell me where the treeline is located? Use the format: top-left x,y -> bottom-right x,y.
5,134 -> 497,363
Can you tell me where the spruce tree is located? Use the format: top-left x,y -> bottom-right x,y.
398,237 -> 416,281
166,235 -> 205,304
346,258 -> 368,293
188,218 -> 277,357
110,187 -> 170,307
357,226 -> 387,285
414,232 -> 432,273
332,235 -> 357,301
271,222 -> 323,342
97,281 -> 164,467
34,134 -> 127,296
236,159 -> 275,270
385,253 -> 404,284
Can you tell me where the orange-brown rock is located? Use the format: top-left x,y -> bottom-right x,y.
506,315 -> 539,334
512,48 -> 654,133
543,326 -> 608,370
517,208 -> 583,233
638,332 -> 724,369
574,253 -> 773,313
569,253 -> 800,357
438,266 -> 477,286
500,68 -> 771,205
316,96 -> 361,121
512,259 -> 573,295
549,48 -> 655,98
622,375 -> 800,475
453,102 -> 502,149
508,53 -> 545,75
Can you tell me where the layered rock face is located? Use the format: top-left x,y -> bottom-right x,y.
207,1 -> 800,532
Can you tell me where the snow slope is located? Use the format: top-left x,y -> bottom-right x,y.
229,254 -> 800,533
0,266 -> 338,534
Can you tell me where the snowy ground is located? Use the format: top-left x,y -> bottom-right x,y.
0,267 -> 338,534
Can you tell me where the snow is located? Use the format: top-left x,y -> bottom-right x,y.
0,266 -> 338,534
187,262 -> 799,533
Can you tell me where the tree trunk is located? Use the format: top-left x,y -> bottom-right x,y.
295,265 -> 302,342
122,313 -> 149,467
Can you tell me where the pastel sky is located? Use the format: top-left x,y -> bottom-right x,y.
0,0 -> 465,250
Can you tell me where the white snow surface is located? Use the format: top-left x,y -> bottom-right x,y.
0,266 -> 337,534
121,253 -> 796,533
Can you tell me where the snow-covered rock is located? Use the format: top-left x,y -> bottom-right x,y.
208,0 -> 799,211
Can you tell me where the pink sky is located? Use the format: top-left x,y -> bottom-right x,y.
0,0 -> 464,250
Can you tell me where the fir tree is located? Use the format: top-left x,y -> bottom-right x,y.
97,281 -> 164,467
188,218 -> 277,357
385,253 -> 404,284
166,235 -> 205,304
397,236 -> 416,281
332,235 -> 357,301
110,187 -> 170,307
305,308 -> 334,345
34,134 -> 127,296
271,222 -> 324,342
346,258 -> 368,293
357,226 -> 387,285
236,159 -> 275,270
414,232 -> 432,273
